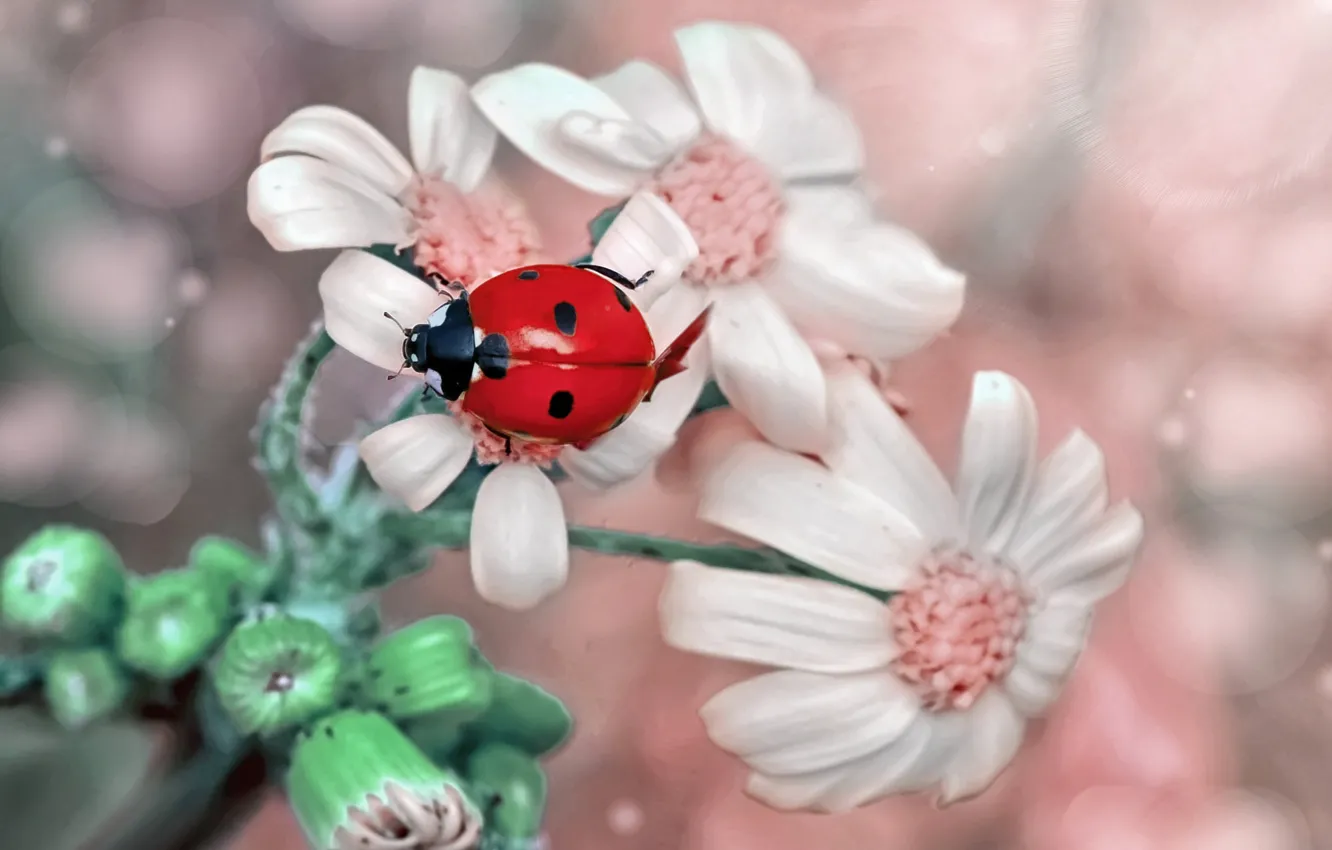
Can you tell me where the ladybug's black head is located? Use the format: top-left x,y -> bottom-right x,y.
402,325 -> 430,372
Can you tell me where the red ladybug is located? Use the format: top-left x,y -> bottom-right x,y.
389,262 -> 710,451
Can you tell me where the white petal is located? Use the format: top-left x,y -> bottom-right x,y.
317,249 -> 444,372
557,112 -> 677,172
698,441 -> 926,590
1005,430 -> 1109,575
358,415 -> 473,512
1005,604 -> 1093,715
1032,502 -> 1144,604
746,709 -> 964,812
938,690 -> 1025,804
469,463 -> 569,610
661,561 -> 894,674
708,284 -> 828,454
247,157 -> 413,251
673,22 -> 862,179
824,367 -> 959,541
766,186 -> 966,360
261,105 -> 414,198
955,372 -> 1039,554
471,63 -> 652,195
409,66 -> 497,192
593,60 -> 702,154
700,670 -> 919,777
590,192 -> 699,311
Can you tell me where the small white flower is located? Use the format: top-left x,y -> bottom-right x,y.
248,65 -> 539,286
659,368 -> 1144,811
322,192 -> 703,611
472,21 -> 966,453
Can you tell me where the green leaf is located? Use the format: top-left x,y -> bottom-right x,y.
0,707 -> 161,850
464,672 -> 572,757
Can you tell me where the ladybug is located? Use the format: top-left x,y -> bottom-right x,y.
387,262 -> 710,452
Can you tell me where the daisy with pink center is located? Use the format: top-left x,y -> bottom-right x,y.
659,368 -> 1144,811
315,192 -> 703,612
247,65 -> 539,285
471,21 -> 966,453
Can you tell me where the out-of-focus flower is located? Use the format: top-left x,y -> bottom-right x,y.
473,21 -> 965,453
285,709 -> 483,850
659,368 -> 1143,811
248,65 -> 540,289
116,568 -> 228,680
80,403 -> 191,525
319,192 -> 704,611
0,525 -> 127,644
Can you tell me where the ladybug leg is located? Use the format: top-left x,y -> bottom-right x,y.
504,436 -> 512,456
632,269 -> 655,289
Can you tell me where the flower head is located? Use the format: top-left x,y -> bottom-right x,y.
319,191 -> 704,611
286,709 -> 483,850
115,568 -> 228,680
464,742 -> 547,842
212,610 -> 345,736
473,21 -> 966,453
1,526 -> 126,643
659,368 -> 1144,811
43,648 -> 130,729
363,616 -> 492,722
188,536 -> 275,609
248,66 -> 538,286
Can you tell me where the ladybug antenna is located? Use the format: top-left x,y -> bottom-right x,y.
382,311 -> 410,337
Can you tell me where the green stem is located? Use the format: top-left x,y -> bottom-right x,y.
254,324 -> 337,530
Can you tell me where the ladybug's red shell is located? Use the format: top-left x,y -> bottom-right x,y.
459,264 -> 659,445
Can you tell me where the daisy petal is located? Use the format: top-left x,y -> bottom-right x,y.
593,60 -> 702,154
708,283 -> 828,454
661,561 -> 894,674
766,186 -> 966,360
317,249 -> 444,372
700,670 -> 920,777
699,441 -> 926,590
938,690 -> 1024,804
955,372 -> 1039,555
469,463 -> 569,610
1006,604 -> 1093,715
824,367 -> 958,541
408,66 -> 497,192
261,105 -> 413,198
247,157 -> 414,251
359,415 -> 473,512
1006,430 -> 1109,576
673,22 -> 862,179
471,63 -> 652,195
590,192 -> 699,310
1033,502 -> 1144,604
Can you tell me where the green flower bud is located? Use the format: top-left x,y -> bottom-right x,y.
1,526 -> 126,643
365,617 -> 492,722
212,612 -> 343,736
286,710 -> 484,850
188,536 -> 274,607
43,648 -> 130,729
116,568 -> 227,680
466,673 -> 572,757
466,743 -> 547,840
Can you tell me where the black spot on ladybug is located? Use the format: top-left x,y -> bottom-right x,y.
612,285 -> 633,312
518,269 -> 539,280
476,334 -> 510,379
548,391 -> 574,419
553,301 -> 577,336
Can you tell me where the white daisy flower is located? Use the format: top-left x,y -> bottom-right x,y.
471,20 -> 966,453
248,65 -> 540,286
320,192 -> 703,611
659,368 -> 1144,811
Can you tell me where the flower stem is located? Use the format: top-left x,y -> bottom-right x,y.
254,323 -> 337,530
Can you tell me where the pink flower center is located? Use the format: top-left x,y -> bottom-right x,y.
643,135 -> 785,286
887,549 -> 1028,712
447,402 -> 564,468
405,176 -> 542,287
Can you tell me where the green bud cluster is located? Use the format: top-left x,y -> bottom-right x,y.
43,648 -> 130,729
359,616 -> 492,723
116,568 -> 230,681
1,526 -> 126,644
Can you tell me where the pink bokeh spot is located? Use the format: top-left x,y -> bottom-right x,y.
888,549 -> 1027,712
406,176 -> 542,287
446,402 -> 563,468
643,135 -> 785,286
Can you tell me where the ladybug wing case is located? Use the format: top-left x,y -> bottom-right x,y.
461,362 -> 654,445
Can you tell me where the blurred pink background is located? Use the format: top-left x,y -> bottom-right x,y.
1,1 -> 1330,848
